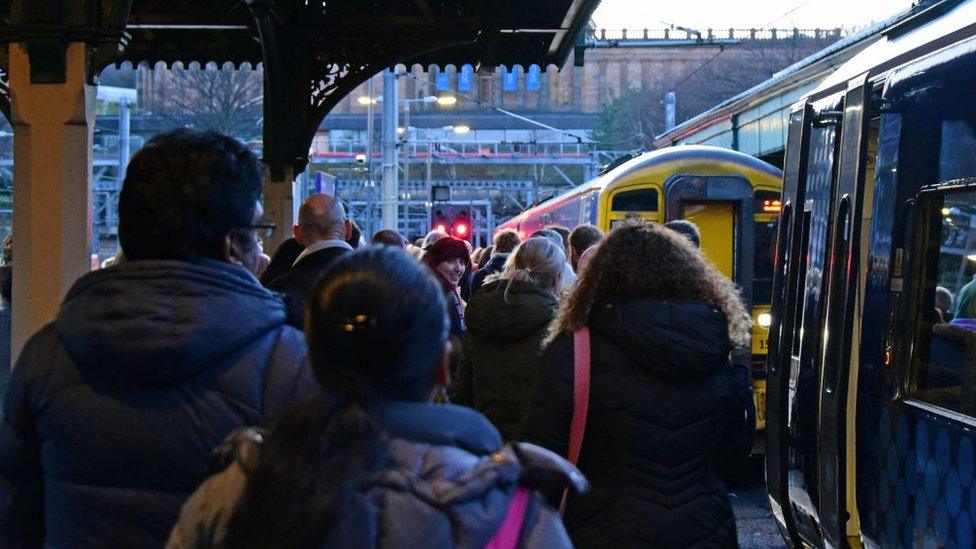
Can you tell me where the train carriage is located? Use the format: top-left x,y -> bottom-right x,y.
496,145 -> 783,431
764,0 -> 976,546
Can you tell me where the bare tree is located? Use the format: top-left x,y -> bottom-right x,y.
155,66 -> 263,139
678,35 -> 839,121
591,34 -> 844,149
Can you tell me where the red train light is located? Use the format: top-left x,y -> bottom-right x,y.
435,223 -> 447,233
454,222 -> 469,237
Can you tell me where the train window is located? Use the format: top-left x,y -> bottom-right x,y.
754,190 -> 781,304
910,189 -> 976,417
610,188 -> 659,212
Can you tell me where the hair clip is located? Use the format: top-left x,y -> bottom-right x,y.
336,314 -> 377,333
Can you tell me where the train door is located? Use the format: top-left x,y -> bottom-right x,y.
767,105 -> 811,546
682,202 -> 735,278
766,93 -> 844,546
664,175 -> 756,307
818,75 -> 872,549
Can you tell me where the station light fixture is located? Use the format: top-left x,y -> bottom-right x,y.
436,95 -> 458,106
396,127 -> 405,134
357,96 -> 379,105
967,254 -> 976,262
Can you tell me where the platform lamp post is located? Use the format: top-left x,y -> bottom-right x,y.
380,69 -> 398,231
362,86 -> 456,234
400,95 -> 456,224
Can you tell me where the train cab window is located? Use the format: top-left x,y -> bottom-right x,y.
910,189 -> 976,417
754,190 -> 781,304
610,188 -> 659,212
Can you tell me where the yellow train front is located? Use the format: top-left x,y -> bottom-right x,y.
496,145 -> 782,434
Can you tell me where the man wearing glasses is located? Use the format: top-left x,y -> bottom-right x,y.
0,129 -> 315,548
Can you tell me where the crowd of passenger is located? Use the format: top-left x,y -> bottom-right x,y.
0,129 -> 758,548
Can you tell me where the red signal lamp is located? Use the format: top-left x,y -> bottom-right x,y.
435,223 -> 448,233
454,223 -> 469,237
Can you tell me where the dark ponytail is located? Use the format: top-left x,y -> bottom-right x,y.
223,393 -> 385,548
224,248 -> 449,548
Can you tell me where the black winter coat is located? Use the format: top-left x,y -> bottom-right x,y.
0,260 -> 316,548
468,253 -> 509,297
522,299 -> 749,548
452,279 -> 558,440
267,246 -> 351,328
167,402 -> 584,549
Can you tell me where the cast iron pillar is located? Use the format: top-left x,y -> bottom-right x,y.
8,42 -> 95,357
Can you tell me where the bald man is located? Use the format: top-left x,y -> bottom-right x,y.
267,194 -> 353,326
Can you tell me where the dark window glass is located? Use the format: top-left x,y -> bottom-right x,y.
911,189 -> 976,416
754,220 -> 777,304
794,124 -> 838,359
754,190 -> 782,305
611,188 -> 658,212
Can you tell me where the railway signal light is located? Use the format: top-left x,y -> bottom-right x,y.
430,205 -> 472,241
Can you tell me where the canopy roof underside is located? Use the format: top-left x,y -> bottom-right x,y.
0,0 -> 599,175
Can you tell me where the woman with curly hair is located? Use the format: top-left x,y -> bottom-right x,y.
522,222 -> 753,548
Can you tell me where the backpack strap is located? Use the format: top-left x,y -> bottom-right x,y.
568,327 -> 591,465
485,487 -> 532,549
560,327 -> 591,513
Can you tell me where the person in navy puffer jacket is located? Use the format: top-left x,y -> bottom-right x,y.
522,222 -> 754,548
0,129 -> 316,548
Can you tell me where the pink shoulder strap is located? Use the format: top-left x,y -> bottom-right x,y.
485,487 -> 532,549
567,327 -> 591,466
560,328 -> 591,514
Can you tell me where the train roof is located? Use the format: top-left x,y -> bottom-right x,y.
505,145 -> 783,227
652,10 -> 913,148
810,0 -> 976,99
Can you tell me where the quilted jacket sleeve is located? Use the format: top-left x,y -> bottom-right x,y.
260,326 -> 317,424
0,328 -> 54,547
714,359 -> 755,469
519,333 -> 574,459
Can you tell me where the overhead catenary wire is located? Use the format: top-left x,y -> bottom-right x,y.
670,0 -> 817,90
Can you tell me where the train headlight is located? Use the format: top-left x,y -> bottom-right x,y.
758,313 -> 772,328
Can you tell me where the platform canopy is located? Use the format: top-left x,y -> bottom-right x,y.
0,0 -> 599,358
0,0 -> 598,177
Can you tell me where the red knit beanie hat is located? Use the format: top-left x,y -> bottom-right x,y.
422,236 -> 472,272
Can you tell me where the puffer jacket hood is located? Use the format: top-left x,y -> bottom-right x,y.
466,279 -> 558,342
56,259 -> 287,388
589,298 -> 731,379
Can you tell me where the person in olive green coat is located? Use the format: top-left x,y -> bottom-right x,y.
452,237 -> 565,440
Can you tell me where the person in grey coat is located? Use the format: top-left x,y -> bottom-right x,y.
167,248 -> 585,548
